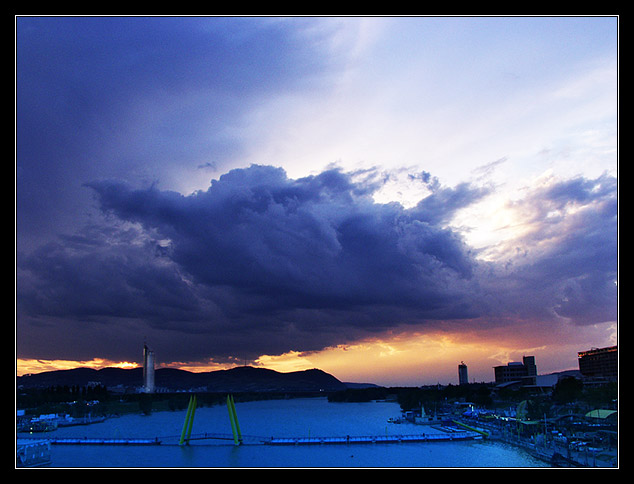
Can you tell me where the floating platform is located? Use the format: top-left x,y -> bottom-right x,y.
43,437 -> 161,445
267,431 -> 482,445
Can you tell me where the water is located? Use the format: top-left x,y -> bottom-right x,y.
18,397 -> 548,468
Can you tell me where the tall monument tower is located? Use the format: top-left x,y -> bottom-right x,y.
143,343 -> 155,393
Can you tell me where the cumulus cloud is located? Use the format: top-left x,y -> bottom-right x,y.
16,165 -> 617,363
85,166 -> 485,313
485,172 -> 618,325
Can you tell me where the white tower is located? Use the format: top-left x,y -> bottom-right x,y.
143,343 -> 155,393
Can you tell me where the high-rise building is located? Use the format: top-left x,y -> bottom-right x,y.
493,355 -> 537,385
458,361 -> 469,385
578,346 -> 617,380
143,343 -> 155,393
523,355 -> 537,379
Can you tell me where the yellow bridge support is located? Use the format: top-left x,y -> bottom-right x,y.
452,419 -> 489,438
179,395 -> 197,445
227,394 -> 242,445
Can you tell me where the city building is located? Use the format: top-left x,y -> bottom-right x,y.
578,345 -> 617,381
458,361 -> 469,385
493,355 -> 537,385
143,343 -> 155,393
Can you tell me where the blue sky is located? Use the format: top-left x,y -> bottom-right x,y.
16,16 -> 617,385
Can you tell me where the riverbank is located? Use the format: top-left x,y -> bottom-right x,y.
490,432 -> 617,468
461,419 -> 617,468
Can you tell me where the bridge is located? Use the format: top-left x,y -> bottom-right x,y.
34,430 -> 483,446
36,433 -> 264,446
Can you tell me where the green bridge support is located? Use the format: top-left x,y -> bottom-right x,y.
179,393 -> 242,446
227,394 -> 242,445
179,395 -> 197,445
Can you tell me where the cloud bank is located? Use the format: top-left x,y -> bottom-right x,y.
16,165 -> 617,364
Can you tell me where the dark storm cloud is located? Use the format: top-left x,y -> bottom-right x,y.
85,165 -> 484,313
17,165 -> 489,361
16,165 -> 617,363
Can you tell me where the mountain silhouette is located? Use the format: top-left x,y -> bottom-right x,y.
17,366 -> 348,392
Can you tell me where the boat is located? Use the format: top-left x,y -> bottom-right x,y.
17,413 -> 107,432
18,419 -> 58,433
57,415 -> 107,427
16,439 -> 51,467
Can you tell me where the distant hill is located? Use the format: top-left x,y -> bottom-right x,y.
17,366 -> 349,393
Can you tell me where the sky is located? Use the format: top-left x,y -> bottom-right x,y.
15,16 -> 618,386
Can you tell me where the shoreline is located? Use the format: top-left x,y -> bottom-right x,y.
467,422 -> 617,468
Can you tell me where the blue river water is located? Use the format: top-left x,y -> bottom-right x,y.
20,397 -> 549,468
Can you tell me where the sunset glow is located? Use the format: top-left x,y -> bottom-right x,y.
16,358 -> 139,377
17,319 -> 616,386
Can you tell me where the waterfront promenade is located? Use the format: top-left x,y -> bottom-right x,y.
492,432 -> 617,467
470,421 -> 617,468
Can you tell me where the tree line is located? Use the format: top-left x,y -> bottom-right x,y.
327,377 -> 617,419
